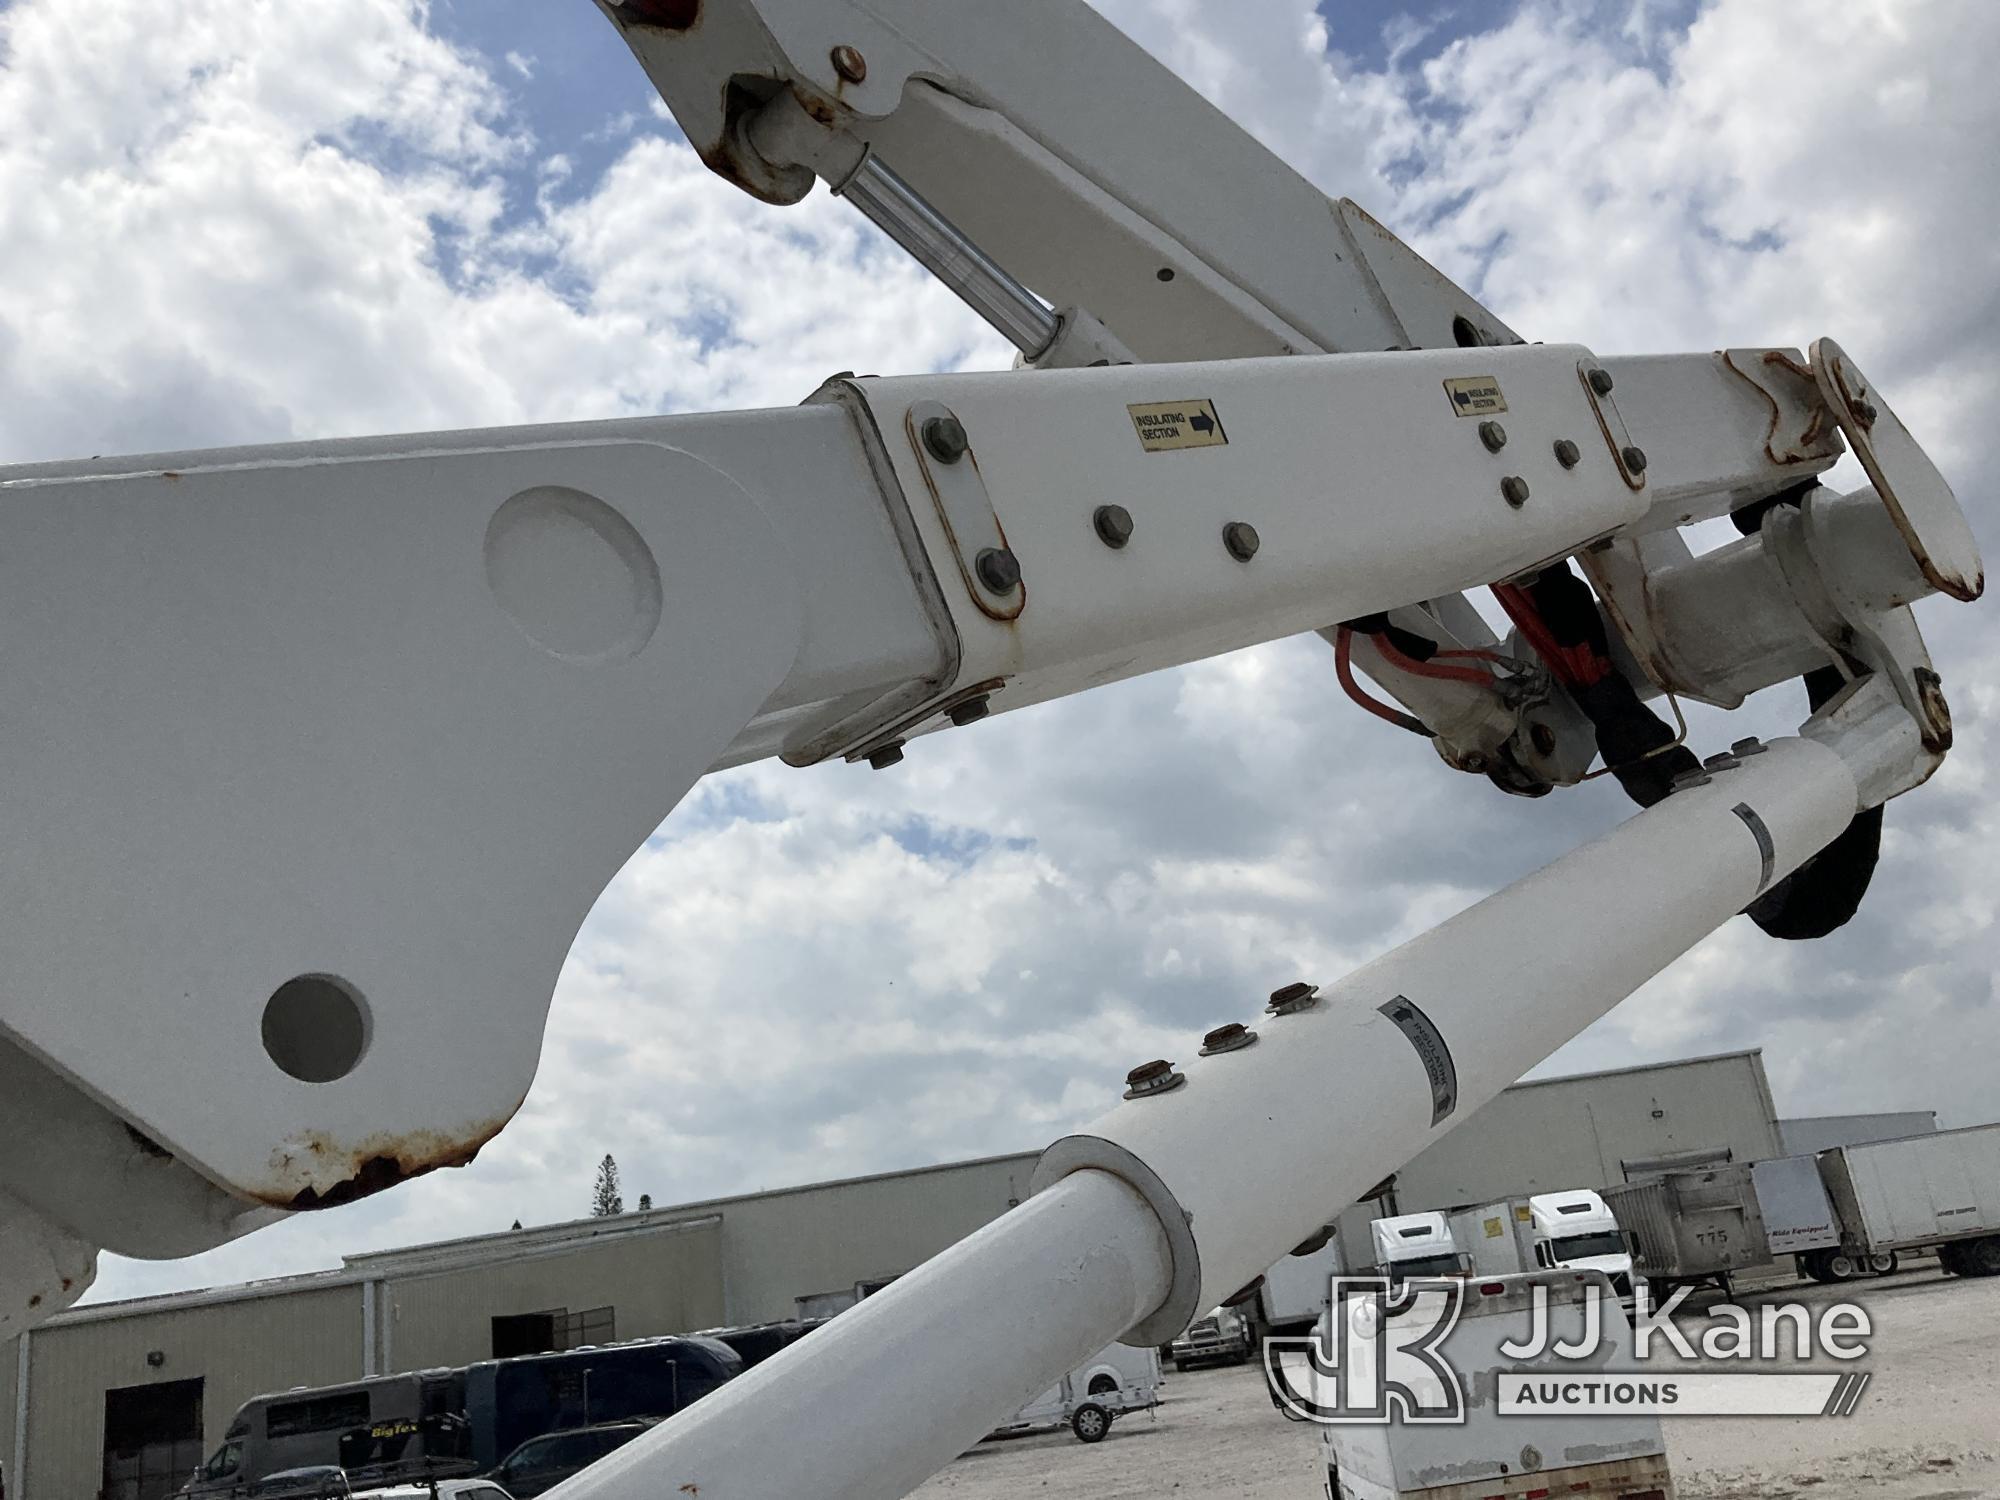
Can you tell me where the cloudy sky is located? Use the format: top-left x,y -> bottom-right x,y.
3,0 -> 1993,1303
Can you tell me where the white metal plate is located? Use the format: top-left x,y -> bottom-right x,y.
1813,336 -> 1984,602
0,441 -> 801,1209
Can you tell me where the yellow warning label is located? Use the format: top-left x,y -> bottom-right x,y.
1128,399 -> 1227,452
1483,1217 -> 1504,1239
1445,375 -> 1507,417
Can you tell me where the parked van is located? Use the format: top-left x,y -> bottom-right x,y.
463,1336 -> 741,1471
181,1371 -> 470,1497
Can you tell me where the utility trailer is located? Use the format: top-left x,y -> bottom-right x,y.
1818,1122 -> 2000,1278
989,1342 -> 1160,1444
1603,1165 -> 1771,1293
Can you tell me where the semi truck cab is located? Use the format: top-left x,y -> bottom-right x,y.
1369,1213 -> 1467,1288
1528,1191 -> 1635,1297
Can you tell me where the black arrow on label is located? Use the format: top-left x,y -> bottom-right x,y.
1189,411 -> 1215,434
1454,390 -> 1474,407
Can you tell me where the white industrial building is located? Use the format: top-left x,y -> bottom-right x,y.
0,1047 -> 1916,1500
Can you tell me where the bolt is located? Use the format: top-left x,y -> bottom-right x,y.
1588,367 -> 1615,396
1222,520 -> 1261,561
1459,751 -> 1488,774
1266,981 -> 1320,1016
1553,438 -> 1582,469
1854,398 -> 1879,429
1123,1059 -> 1186,1099
865,741 -> 905,771
1199,1022 -> 1259,1056
1501,475 -> 1530,508
947,694 -> 991,728
1093,503 -> 1135,549
830,45 -> 868,83
975,546 -> 1021,593
920,412 -> 968,464
1621,445 -> 1649,474
1530,722 -> 1558,757
1478,420 -> 1508,453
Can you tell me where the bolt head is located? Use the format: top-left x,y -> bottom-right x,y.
1266,980 -> 1320,1015
1093,503 -> 1135,549
975,546 -> 1022,593
1529,722 -> 1558,757
1500,475 -> 1530,508
1478,420 -> 1508,453
920,413 -> 969,464
1122,1058 -> 1186,1099
865,741 -> 905,771
830,44 -> 868,82
1222,520 -> 1261,561
1200,1022 -> 1258,1056
1553,438 -> 1582,469
1588,367 -> 1616,396
946,694 -> 991,728
1620,445 -> 1649,475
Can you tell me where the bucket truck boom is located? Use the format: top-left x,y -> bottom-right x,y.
0,4 -> 1982,1497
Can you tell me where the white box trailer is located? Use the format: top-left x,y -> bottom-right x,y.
1447,1200 -> 1534,1276
1318,1272 -> 1674,1500
1818,1121 -> 2000,1277
1259,1229 -> 1348,1332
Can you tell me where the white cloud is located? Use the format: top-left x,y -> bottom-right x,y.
1,0 -> 1993,1303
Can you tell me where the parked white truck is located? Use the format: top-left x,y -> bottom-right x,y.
1312,1272 -> 1675,1500
1369,1213 -> 1466,1287
1446,1192 -> 1636,1301
1256,1228 -> 1349,1334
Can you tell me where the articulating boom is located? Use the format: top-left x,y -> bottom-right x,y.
0,4 -> 1982,1497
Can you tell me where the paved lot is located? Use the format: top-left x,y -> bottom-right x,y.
910,1267 -> 2000,1498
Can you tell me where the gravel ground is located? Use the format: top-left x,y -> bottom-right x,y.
910,1266 -> 2000,1499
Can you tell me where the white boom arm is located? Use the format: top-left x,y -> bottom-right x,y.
0,4 -> 1984,1497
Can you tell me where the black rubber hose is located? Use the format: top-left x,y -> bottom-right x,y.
1745,666 -> 1883,940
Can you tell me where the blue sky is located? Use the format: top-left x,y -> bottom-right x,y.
0,0 -> 1995,1305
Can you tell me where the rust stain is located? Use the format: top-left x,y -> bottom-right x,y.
789,81 -> 839,129
161,470 -> 183,481
27,1293 -> 41,1308
1721,349 -> 1835,467
260,1111 -> 517,1212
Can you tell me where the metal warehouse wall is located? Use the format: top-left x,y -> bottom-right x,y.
6,1282 -> 363,1500
1328,1051 -> 1784,1258
377,1218 -> 725,1372
1780,1111 -> 1938,1155
696,1153 -> 1038,1326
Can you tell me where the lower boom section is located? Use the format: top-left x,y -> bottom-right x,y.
549,733 -> 1861,1500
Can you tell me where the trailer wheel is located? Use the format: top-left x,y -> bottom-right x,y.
1822,1251 -> 1859,1282
1868,1252 -> 1899,1276
1938,1241 -> 1967,1276
1071,1403 -> 1112,1443
1962,1237 -> 2000,1278
1798,1251 -> 1828,1283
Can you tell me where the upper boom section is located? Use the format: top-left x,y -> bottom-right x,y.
597,0 -> 1520,360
